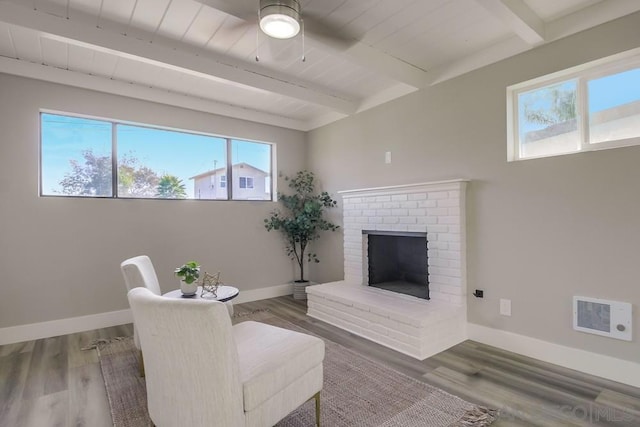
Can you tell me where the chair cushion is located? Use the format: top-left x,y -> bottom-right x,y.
233,321 -> 325,412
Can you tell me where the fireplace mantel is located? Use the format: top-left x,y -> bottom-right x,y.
338,179 -> 469,196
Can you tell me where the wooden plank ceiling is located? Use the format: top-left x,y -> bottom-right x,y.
0,0 -> 637,130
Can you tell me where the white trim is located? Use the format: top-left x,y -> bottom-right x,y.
3,288 -> 638,389
232,283 -> 293,304
0,309 -> 133,346
468,323 -> 640,388
338,179 -> 469,197
0,283 -> 293,345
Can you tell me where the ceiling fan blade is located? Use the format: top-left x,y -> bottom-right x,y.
195,0 -> 256,21
302,15 -> 361,51
226,20 -> 255,33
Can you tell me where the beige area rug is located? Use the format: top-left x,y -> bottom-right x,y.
93,311 -> 498,426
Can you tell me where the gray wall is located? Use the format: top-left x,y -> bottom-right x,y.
0,74 -> 306,328
306,13 -> 640,363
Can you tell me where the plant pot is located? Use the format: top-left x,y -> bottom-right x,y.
293,280 -> 313,300
180,281 -> 198,297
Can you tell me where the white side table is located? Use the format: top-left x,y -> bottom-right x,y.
163,286 -> 239,315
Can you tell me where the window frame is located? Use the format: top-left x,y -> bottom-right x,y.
39,110 -> 276,201
239,176 -> 254,189
507,48 -> 640,161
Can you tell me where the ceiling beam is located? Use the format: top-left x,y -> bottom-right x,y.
545,0 -> 640,41
0,1 -> 357,114
426,0 -> 640,87
476,0 -> 545,45
0,56 -> 310,130
195,0 -> 430,88
426,35 -> 531,85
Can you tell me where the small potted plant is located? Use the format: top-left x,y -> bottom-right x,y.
174,261 -> 200,296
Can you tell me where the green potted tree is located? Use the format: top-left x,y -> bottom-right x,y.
174,261 -> 200,296
264,171 -> 339,299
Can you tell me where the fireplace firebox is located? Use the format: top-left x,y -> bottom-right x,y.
365,231 -> 429,299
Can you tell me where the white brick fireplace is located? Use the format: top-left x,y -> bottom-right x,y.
307,180 -> 468,360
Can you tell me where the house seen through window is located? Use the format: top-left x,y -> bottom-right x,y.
40,113 -> 273,201
508,50 -> 640,161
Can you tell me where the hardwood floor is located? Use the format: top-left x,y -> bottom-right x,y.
1,296 -> 639,426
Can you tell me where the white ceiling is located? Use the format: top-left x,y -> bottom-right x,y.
0,0 -> 638,131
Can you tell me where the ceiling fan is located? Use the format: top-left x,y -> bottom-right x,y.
196,0 -> 357,55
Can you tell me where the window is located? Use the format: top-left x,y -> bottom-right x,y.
588,68 -> 640,144
239,177 -> 254,189
507,50 -> 640,161
40,113 -> 274,201
41,114 -> 113,197
117,124 -> 227,200
231,139 -> 271,201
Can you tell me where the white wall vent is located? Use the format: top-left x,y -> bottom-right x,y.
573,296 -> 632,341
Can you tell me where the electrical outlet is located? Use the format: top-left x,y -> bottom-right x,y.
500,299 -> 511,316
385,151 -> 392,164
473,289 -> 484,298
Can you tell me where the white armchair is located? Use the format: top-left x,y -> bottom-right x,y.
120,255 -> 162,376
120,255 -> 237,377
127,287 -> 324,427
121,255 -> 162,295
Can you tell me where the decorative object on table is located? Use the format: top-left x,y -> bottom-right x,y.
200,271 -> 222,298
174,261 -> 200,296
264,170 -> 339,299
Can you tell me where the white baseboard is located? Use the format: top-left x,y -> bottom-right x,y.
0,309 -> 133,346
468,323 -> 640,388
233,283 -> 293,304
11,287 -> 636,390
0,283 -> 294,345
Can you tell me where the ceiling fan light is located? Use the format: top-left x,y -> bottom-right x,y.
259,0 -> 301,39
260,14 -> 300,39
